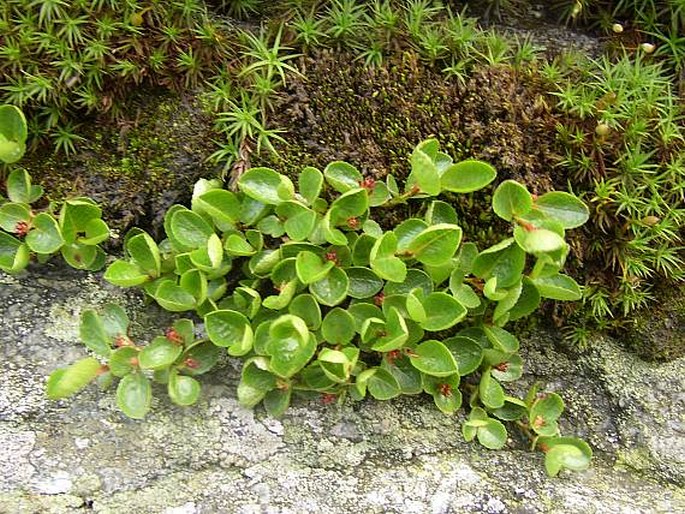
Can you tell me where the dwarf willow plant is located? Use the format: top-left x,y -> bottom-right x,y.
47,304 -> 220,418
0,105 -> 109,273
50,139 -> 592,476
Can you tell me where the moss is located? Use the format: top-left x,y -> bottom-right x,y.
20,89 -> 217,245
253,49 -> 565,248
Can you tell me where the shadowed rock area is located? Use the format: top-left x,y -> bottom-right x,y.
1,264 -> 684,513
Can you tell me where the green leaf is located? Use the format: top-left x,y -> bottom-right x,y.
263,280 -> 298,310
101,303 -> 129,340
443,336 -> 483,375
321,308 -> 356,344
514,226 -> 566,254
346,267 -> 383,299
60,244 -> 104,271
170,210 -> 214,250
168,372 -> 201,406
530,393 -> 565,436
493,180 -> 533,221
245,231 -> 263,256
232,286 -> 261,318
381,353 -> 423,394
277,202 -> 317,241
369,181 -> 390,206
395,218 -> 428,251
370,232 -> 406,283
237,359 -> 277,407
416,138 -> 440,159
299,362 -> 337,391
109,347 -> 139,377
193,189 -> 240,228
154,281 -> 197,312
299,166 -> 324,204
77,218 -> 109,246
104,260 -> 150,287
483,325 -> 519,353
348,303 -> 384,333
46,357 -> 101,400
407,224 -> 462,266
139,336 -> 183,370
420,292 -> 467,331
508,277 -> 541,320
383,269 -> 433,297
405,291 -> 426,323
535,192 -> 589,229
58,199 -> 102,243
239,167 -> 295,205
451,283 -> 481,310
329,188 -> 369,225
296,251 -> 334,284
0,105 -> 27,163
540,437 -> 592,476
532,274 -> 582,301
441,160 -> 497,193
249,249 -> 281,277
371,307 -> 409,352
25,213 -> 63,254
407,148 -> 440,195
180,340 -> 220,375
266,315 -> 316,378
409,340 -> 458,377
310,267 -> 349,306
126,232 -> 161,277
289,294 -> 322,330
320,211 -> 347,245
364,368 -> 402,400
490,354 -> 523,382
225,234 -> 256,257
422,373 -> 462,414
463,408 -> 508,449
479,370 -> 505,409
116,373 -> 151,419
205,310 -> 254,356
0,232 -> 28,273
425,201 -> 458,225
264,388 -> 292,417
0,202 -> 30,232
324,161 -> 362,193
257,215 -> 285,237
319,347 -> 359,383
492,397 -> 528,421
352,234 -> 376,266
493,280 -> 522,325
472,238 -> 525,288
80,309 -> 113,357
239,196 -> 270,225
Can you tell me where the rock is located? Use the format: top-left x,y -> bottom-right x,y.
624,284 -> 685,361
1,263 -> 684,513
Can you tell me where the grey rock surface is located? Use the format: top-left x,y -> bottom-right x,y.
1,264 -> 684,513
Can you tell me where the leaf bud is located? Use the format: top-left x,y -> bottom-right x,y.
595,123 -> 611,137
642,215 -> 659,226
130,12 -> 144,26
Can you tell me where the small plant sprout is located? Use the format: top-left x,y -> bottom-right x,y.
0,105 -> 109,272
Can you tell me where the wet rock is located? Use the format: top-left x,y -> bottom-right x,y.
624,284 -> 685,361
